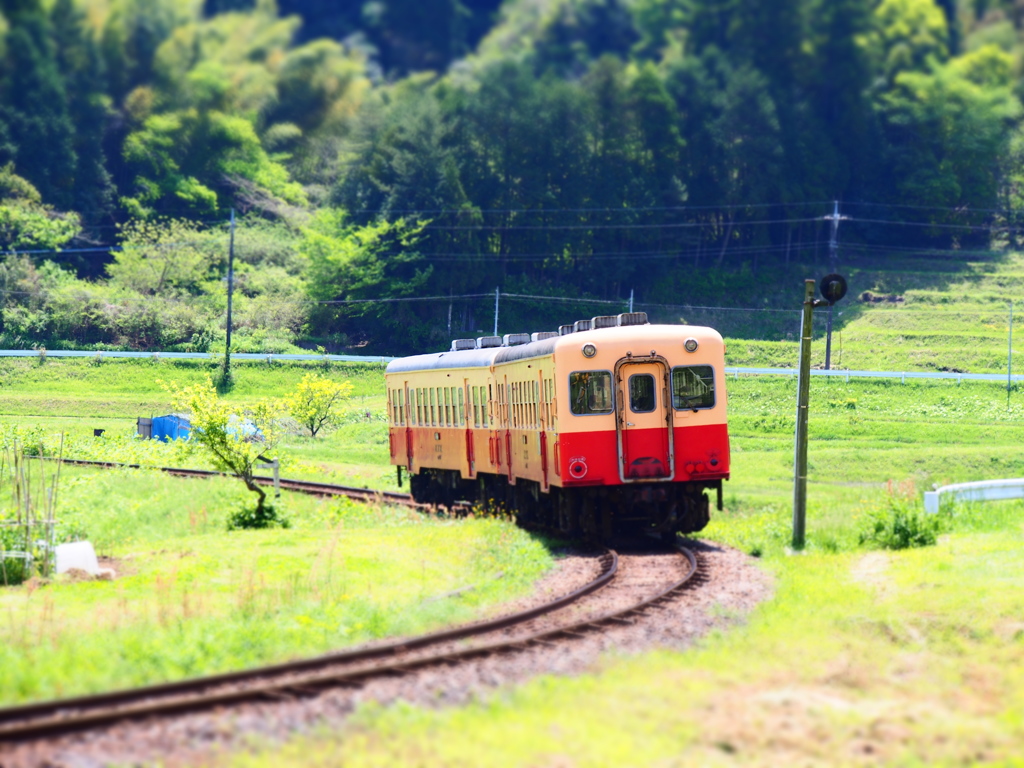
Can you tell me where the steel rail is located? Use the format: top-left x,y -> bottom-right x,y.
0,550 -> 619,742
55,458 -> 415,505
0,545 -> 700,744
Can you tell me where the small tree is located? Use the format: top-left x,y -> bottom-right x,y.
168,377 -> 283,523
286,372 -> 353,437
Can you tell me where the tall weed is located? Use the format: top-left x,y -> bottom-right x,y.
857,480 -> 942,550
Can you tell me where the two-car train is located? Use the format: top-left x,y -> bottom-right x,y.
384,312 -> 729,541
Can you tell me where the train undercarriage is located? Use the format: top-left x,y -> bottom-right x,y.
408,469 -> 720,542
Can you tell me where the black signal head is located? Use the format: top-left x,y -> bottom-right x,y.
820,273 -> 848,305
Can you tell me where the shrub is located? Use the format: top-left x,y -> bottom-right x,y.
226,501 -> 289,531
858,481 -> 942,550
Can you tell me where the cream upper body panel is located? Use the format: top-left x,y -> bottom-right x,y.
552,324 -> 727,435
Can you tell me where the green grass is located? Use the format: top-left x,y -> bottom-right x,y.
3,278 -> 1024,762
0,466 -> 554,705
256,519 -> 1024,767
200,366 -> 1024,765
0,357 -> 397,487
723,250 -> 1023,373
227,502 -> 1024,767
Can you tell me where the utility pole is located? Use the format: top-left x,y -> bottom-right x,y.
224,208 -> 235,384
792,280 -> 816,550
493,287 -> 499,336
792,275 -> 846,550
1010,300 -> 1014,410
822,201 -> 848,370
629,288 -> 634,313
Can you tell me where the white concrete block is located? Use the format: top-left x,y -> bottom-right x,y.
55,541 -> 100,576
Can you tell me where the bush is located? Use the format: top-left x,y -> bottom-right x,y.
226,501 -> 289,531
858,481 -> 942,550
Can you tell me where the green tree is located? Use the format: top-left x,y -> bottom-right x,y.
286,372 -> 353,436
878,44 -> 1020,230
301,209 -> 429,349
0,165 -> 80,252
168,377 -> 284,522
0,0 -> 76,208
107,218 -> 219,295
51,0 -> 114,222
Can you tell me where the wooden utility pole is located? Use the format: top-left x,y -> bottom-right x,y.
792,279 -> 816,550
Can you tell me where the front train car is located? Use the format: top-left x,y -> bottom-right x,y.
385,313 -> 730,541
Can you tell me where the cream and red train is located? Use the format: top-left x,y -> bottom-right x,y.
385,312 -> 729,540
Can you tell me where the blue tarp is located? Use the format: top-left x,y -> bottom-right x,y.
151,414 -> 191,442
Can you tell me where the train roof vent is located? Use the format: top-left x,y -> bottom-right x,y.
451,339 -> 477,351
617,311 -> 649,327
532,331 -> 558,341
503,332 -> 531,346
559,324 -> 575,336
574,319 -> 593,332
477,335 -> 502,348
591,315 -> 618,329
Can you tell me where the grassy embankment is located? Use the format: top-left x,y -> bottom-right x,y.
210,254 -> 1023,763
1,249 -> 1023,759
0,360 -> 554,705
717,248 -> 1023,373
0,358 -> 396,488
0,464 -> 552,704
218,377 -> 1024,766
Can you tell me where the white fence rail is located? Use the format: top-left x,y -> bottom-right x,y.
726,366 -> 1024,383
0,349 -> 395,363
0,350 -> 1021,384
924,479 -> 1024,514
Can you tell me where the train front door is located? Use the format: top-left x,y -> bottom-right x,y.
615,359 -> 674,482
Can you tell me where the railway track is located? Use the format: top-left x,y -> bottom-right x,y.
0,544 -> 701,744
57,458 -> 416,506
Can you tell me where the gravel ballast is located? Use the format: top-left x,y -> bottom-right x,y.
0,539 -> 772,768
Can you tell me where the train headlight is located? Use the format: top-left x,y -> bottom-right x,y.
581,343 -> 597,358
684,338 -> 699,353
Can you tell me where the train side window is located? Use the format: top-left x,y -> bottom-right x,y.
417,389 -> 423,425
533,380 -> 539,428
569,371 -> 613,415
430,388 -> 436,425
472,386 -> 479,428
442,387 -> 449,426
458,388 -> 465,425
487,385 -> 493,427
671,366 -> 716,410
399,390 -> 405,426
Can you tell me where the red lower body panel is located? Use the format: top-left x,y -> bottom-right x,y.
557,423 -> 729,487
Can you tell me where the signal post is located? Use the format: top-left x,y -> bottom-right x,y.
792,274 -> 847,550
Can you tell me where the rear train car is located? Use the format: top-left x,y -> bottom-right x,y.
385,312 -> 730,540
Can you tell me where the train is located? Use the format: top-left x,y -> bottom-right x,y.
384,312 -> 729,541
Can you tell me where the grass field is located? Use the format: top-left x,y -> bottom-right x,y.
695,249 -> 1023,374
0,466 -> 553,704
216,372 -> 1024,766
1,255 -> 1023,763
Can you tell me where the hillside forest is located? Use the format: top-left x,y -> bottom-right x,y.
1,0 -> 1023,354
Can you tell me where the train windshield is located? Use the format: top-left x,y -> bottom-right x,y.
671,366 -> 715,410
569,371 -> 613,415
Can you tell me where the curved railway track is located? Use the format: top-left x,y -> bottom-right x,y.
0,543 -> 701,744
57,458 -> 416,505
0,459 -> 705,745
